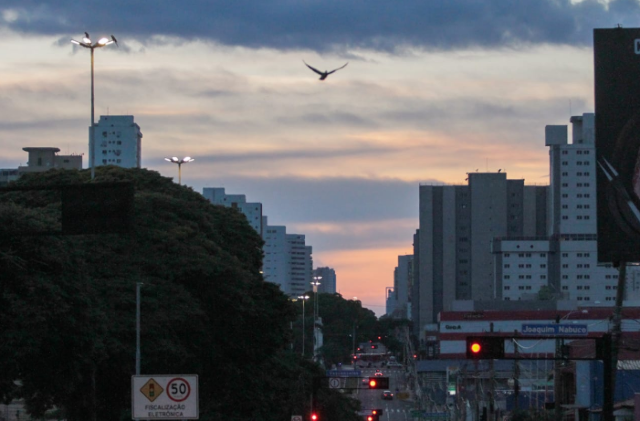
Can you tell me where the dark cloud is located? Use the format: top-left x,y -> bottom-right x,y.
2,1 -> 637,53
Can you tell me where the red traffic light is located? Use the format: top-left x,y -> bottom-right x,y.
466,336 -> 505,359
311,413 -> 318,421
368,377 -> 390,389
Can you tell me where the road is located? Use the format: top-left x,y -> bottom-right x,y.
355,367 -> 414,421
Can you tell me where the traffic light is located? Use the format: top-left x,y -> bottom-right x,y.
365,416 -> 378,421
466,336 -> 504,359
367,377 -> 390,389
310,412 -> 319,421
372,409 -> 383,416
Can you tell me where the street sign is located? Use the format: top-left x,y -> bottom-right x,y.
521,324 -> 588,336
132,375 -> 198,419
409,410 -> 450,420
326,370 -> 361,377
291,416 -> 303,421
328,378 -> 342,389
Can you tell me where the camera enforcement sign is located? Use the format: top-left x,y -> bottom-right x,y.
132,375 -> 198,419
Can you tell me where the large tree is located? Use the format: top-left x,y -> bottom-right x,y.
0,167 -> 361,421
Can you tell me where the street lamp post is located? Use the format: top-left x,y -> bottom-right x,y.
164,157 -> 195,185
71,33 -> 116,180
298,295 -> 310,357
310,276 -> 322,360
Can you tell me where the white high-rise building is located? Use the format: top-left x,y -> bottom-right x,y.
287,234 -> 312,297
92,115 -> 142,169
202,188 -> 314,298
262,217 -> 313,297
494,113 -> 619,303
313,267 -> 337,294
202,188 -> 263,235
389,255 -> 412,319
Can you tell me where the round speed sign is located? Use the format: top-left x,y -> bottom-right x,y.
167,377 -> 191,402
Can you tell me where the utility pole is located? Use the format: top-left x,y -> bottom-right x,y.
554,315 -> 562,421
604,261 -> 626,421
513,336 -> 520,412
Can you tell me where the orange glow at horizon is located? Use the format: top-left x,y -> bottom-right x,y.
321,246 -> 413,316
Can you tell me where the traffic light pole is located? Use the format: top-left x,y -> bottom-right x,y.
466,335 -> 613,421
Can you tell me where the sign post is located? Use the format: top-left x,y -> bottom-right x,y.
132,375 -> 199,420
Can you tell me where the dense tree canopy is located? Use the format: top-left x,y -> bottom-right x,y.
0,167 -> 361,421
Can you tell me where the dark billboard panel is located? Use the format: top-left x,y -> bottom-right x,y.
595,28 -> 640,262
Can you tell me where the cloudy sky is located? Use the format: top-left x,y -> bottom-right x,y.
0,1 -> 636,315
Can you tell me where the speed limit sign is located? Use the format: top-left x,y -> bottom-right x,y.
167,377 -> 192,402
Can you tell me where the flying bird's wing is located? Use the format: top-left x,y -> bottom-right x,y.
84,32 -> 90,38
327,62 -> 348,75
111,35 -> 118,46
303,61 -> 324,76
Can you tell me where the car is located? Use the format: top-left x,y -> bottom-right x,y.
382,390 -> 393,400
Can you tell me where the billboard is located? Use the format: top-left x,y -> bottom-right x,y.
595,28 -> 640,262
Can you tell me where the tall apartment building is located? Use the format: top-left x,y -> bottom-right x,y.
412,171 -> 548,335
202,188 -> 263,235
1,147 -> 82,186
494,113 -> 619,303
288,235 -> 313,297
92,115 -> 142,169
411,113 -> 636,342
262,216 -> 313,297
313,267 -> 337,294
202,187 -> 313,298
387,255 -> 413,319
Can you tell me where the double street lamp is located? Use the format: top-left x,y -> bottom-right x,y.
70,32 -> 117,180
164,157 -> 195,185
298,295 -> 310,357
311,276 -> 322,360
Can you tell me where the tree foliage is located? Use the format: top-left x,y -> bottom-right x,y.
0,167 -> 361,421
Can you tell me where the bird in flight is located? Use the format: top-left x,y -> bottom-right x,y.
303,61 -> 348,81
111,35 -> 118,46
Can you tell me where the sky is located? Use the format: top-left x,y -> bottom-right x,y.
0,0 -> 638,316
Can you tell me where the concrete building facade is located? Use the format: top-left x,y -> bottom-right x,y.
493,114 -> 619,304
202,187 -> 263,235
412,113 -> 640,342
413,173 -> 548,336
313,267 -> 337,294
1,147 -> 83,186
202,187 -> 314,298
92,115 -> 142,169
387,255 -> 413,319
